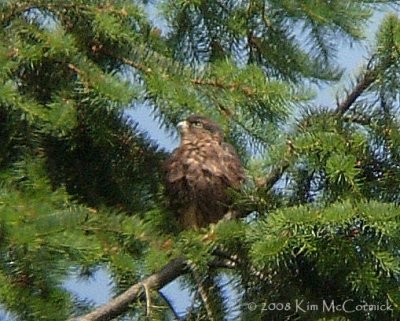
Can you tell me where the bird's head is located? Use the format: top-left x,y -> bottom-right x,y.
177,115 -> 223,143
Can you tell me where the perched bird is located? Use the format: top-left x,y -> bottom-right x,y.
163,115 -> 245,229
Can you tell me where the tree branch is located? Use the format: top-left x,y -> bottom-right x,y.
99,46 -> 260,100
69,258 -> 187,321
263,160 -> 290,191
213,249 -> 270,282
191,269 -> 219,321
259,64 -> 380,191
335,69 -> 378,114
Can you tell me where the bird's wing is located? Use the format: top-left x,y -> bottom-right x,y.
163,149 -> 185,182
220,142 -> 246,187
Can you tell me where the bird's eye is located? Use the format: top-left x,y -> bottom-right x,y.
192,122 -> 203,128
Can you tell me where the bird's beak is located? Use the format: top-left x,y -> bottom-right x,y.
177,120 -> 189,132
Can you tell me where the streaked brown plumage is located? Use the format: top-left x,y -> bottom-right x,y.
163,115 -> 245,229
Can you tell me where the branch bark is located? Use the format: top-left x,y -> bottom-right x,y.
263,161 -> 290,191
335,69 -> 378,114
69,258 -> 187,321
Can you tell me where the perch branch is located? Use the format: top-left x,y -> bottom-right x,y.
68,256 -> 235,321
69,258 -> 187,321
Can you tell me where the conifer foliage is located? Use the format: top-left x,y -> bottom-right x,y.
0,1 -> 399,321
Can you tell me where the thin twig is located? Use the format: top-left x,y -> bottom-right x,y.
213,248 -> 270,282
191,269 -> 217,321
264,161 -> 291,191
142,283 -> 151,317
336,69 -> 378,114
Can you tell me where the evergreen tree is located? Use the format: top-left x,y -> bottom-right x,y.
0,1 -> 399,321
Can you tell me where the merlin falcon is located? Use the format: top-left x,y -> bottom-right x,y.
163,115 -> 245,228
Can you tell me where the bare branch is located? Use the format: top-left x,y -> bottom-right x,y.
253,139 -> 294,193
69,258 -> 187,321
68,256 -> 236,321
263,161 -> 290,191
335,69 -> 378,115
